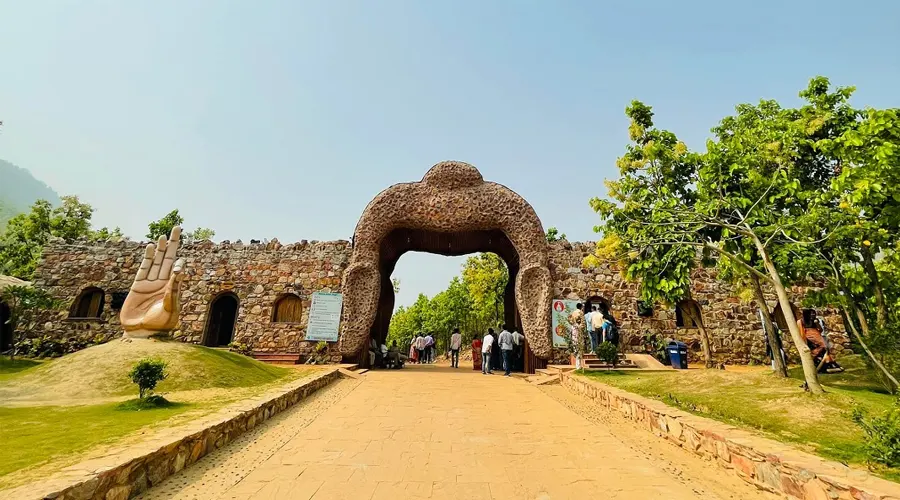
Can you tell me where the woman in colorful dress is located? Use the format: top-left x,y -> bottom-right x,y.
408,340 -> 418,364
472,334 -> 483,371
568,303 -> 586,370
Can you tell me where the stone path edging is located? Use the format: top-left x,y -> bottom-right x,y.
560,372 -> 900,500
9,368 -> 343,500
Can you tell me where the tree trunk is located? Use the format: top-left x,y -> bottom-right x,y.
750,274 -> 787,377
861,245 -> 888,329
684,306 -> 713,368
844,308 -> 898,393
750,234 -> 824,394
833,268 -> 896,392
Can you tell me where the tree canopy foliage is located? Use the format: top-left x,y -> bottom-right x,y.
0,196 -> 123,279
387,253 -> 508,352
589,76 -> 900,394
146,209 -> 215,243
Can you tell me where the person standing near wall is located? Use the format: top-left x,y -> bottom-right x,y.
449,328 -> 462,368
498,325 -> 514,377
512,326 -> 525,372
568,303 -> 586,370
482,329 -> 495,374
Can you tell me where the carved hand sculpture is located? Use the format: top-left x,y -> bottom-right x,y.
121,227 -> 185,338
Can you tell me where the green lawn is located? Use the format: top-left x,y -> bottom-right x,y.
0,344 -> 308,484
580,355 -> 898,481
0,401 -> 192,478
0,358 -> 42,380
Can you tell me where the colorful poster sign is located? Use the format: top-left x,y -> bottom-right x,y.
305,292 -> 343,342
550,299 -> 578,347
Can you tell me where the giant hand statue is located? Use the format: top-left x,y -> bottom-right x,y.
121,227 -> 185,338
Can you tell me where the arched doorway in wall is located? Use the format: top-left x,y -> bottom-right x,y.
204,293 -> 239,347
70,287 -> 105,319
341,161 -> 554,373
584,296 -> 611,316
0,301 -> 12,353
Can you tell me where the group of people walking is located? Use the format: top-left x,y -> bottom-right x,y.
473,325 -> 525,376
408,332 -> 436,364
567,302 -> 619,368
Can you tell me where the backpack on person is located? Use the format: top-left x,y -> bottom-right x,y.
604,321 -> 619,345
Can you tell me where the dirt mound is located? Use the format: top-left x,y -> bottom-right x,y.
0,339 -> 290,405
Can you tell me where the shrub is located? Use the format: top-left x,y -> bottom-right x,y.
228,342 -> 252,356
128,358 -> 168,399
117,395 -> 174,411
305,341 -> 331,365
641,331 -> 669,363
13,335 -> 106,358
852,398 -> 900,469
597,341 -> 619,369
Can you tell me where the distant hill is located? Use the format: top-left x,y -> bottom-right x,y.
0,159 -> 61,229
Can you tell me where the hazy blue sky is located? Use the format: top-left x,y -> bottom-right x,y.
2,0 -> 899,308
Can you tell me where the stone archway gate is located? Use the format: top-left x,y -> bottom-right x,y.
339,161 -> 553,362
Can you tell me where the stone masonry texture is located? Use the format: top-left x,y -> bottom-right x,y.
31,238 -> 350,362
25,161 -> 847,365
28,237 -> 847,366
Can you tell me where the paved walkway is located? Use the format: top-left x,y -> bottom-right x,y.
139,365 -> 773,500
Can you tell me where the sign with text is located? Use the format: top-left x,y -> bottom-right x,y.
305,292 -> 343,342
550,299 -> 579,347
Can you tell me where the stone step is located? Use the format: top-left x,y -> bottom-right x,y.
252,353 -> 301,365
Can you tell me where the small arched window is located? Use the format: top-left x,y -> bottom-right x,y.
675,300 -> 702,328
70,287 -> 105,318
272,294 -> 303,323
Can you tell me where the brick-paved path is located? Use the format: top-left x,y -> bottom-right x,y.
140,364 -> 773,500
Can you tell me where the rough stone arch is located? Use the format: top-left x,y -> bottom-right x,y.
340,161 -> 553,359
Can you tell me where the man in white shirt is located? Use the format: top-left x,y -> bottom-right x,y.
481,329 -> 495,374
498,325 -> 514,376
449,328 -> 462,368
415,334 -> 427,364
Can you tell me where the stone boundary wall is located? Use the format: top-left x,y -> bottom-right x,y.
560,372 -> 900,500
30,238 -> 350,361
549,240 -> 850,365
9,368 -> 343,500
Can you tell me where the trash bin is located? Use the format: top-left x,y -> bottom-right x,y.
667,341 -> 688,369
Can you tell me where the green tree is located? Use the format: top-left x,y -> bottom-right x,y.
184,227 -> 215,243
128,358 -> 168,399
545,227 -> 566,242
462,253 -> 508,329
0,284 -> 59,360
146,209 -> 184,240
0,196 -> 99,279
587,101 -> 715,367
589,79 -> 866,394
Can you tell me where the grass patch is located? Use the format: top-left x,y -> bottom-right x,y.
0,340 -> 296,403
157,346 -> 291,393
0,358 -> 42,379
0,400 -> 192,477
579,355 -> 899,481
116,395 -> 181,411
